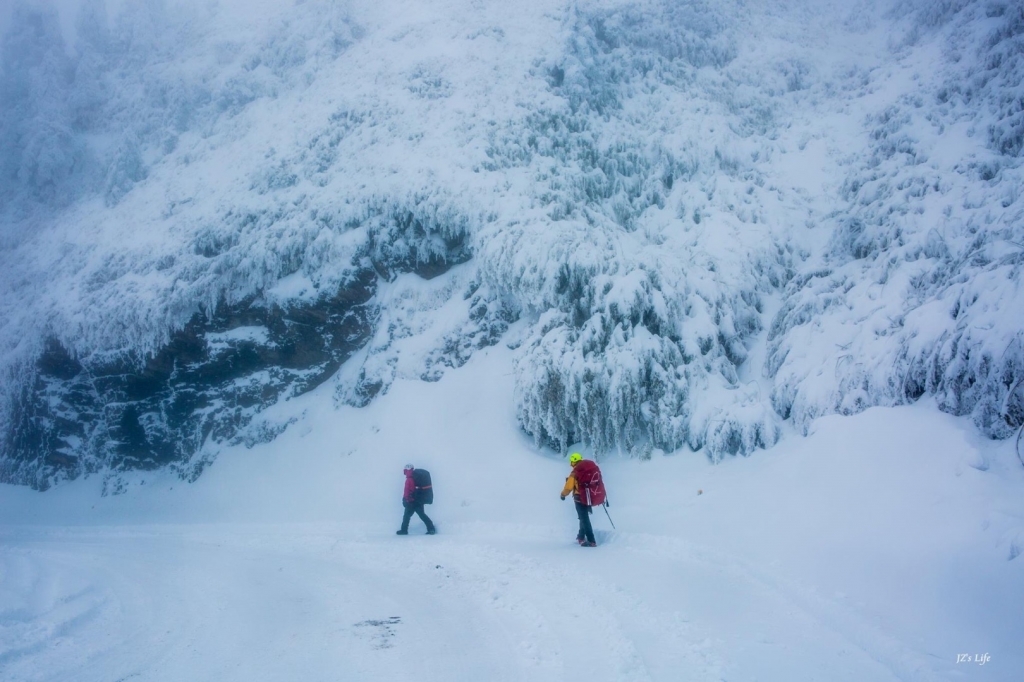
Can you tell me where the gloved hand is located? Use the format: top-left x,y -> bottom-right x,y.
605,499 -> 610,508
560,495 -> 566,501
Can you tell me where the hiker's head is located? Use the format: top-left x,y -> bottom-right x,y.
569,453 -> 583,467
404,464 -> 415,475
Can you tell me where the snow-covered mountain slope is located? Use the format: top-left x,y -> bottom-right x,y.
0,0 -> 1022,488
1,346 -> 1022,681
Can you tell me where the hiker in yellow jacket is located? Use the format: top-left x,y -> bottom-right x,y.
560,452 -> 598,546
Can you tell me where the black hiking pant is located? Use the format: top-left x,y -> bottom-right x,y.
575,501 -> 595,544
400,501 -> 435,533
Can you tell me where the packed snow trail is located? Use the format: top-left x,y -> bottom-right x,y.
0,523 -> 928,682
2,347 -> 1022,681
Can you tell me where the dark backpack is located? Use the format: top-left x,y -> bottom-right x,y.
412,468 -> 433,505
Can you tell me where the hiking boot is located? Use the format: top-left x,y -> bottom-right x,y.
577,536 -> 586,545
396,530 -> 408,535
583,541 -> 597,547
426,529 -> 436,535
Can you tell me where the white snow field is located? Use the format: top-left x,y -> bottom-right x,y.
2,346 -> 1023,682
2,0 -> 1024,680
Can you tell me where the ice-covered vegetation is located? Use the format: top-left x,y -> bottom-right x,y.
0,0 -> 1022,488
480,1 -> 794,456
768,0 -> 1024,439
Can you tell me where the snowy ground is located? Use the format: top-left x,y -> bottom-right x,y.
2,346 -> 1022,682
2,1 -> 1024,679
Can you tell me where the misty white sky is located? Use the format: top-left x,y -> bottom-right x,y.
0,0 -> 310,54
0,1 -> 190,51
0,1 -> 85,48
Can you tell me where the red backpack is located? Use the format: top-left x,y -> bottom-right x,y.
573,460 -> 606,506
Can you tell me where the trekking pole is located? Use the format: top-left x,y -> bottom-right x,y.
602,502 -> 616,529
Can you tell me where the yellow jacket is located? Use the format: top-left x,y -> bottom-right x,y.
560,471 -> 577,498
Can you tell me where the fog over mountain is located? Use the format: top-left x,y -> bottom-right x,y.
1,0 -> 1022,490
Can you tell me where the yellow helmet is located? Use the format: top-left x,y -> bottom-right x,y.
569,452 -> 583,465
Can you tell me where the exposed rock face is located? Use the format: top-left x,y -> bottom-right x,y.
2,269 -> 376,490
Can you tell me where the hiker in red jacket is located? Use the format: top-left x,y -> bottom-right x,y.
560,453 -> 606,547
397,464 -> 435,535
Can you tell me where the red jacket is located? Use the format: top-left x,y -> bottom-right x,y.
403,470 -> 415,504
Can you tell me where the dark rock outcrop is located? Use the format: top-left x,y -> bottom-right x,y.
2,269 -> 376,490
